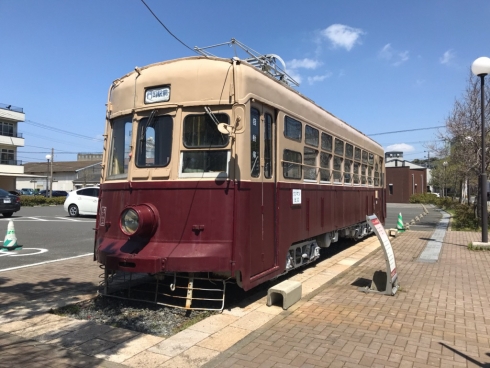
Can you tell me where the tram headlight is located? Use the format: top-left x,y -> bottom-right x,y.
121,209 -> 139,236
119,204 -> 158,238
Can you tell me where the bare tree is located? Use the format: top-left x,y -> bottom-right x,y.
430,71 -> 490,214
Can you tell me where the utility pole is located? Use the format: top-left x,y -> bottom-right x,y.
49,148 -> 54,198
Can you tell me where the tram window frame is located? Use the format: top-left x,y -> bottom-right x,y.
136,115 -> 173,168
333,155 -> 343,183
251,108 -> 260,178
284,116 -> 302,142
320,152 -> 331,182
344,159 -> 352,184
107,115 -> 132,180
354,147 -> 361,161
303,147 -> 318,181
362,150 -> 368,164
321,133 -> 333,152
345,144 -> 354,159
183,113 -> 230,148
264,113 -> 274,179
334,139 -> 344,156
179,150 -> 230,178
353,161 -> 360,184
368,153 -> 375,165
305,125 -> 319,147
361,164 -> 367,185
283,149 -> 302,179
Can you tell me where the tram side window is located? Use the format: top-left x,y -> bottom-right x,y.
362,150 -> 368,164
304,147 -> 318,180
344,159 -> 352,184
320,152 -> 331,182
361,164 -> 367,185
353,162 -> 360,184
333,156 -> 343,183
354,147 -> 361,161
251,109 -> 260,177
108,115 -> 132,180
345,144 -> 353,159
334,139 -> 344,156
136,115 -> 173,168
379,158 -> 384,186
284,116 -> 302,141
305,125 -> 319,147
264,114 -> 273,179
181,113 -> 230,174
374,161 -> 380,186
321,133 -> 333,152
283,149 -> 302,179
368,165 -> 373,185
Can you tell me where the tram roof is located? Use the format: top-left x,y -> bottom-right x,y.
111,56 -> 383,154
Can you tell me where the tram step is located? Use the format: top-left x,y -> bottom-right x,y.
267,280 -> 302,310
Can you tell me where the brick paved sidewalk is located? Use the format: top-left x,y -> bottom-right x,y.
206,229 -> 490,368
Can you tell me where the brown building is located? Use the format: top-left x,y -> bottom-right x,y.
386,159 -> 427,203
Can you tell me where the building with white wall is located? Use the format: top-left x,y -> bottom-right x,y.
0,103 -> 37,190
17,161 -> 102,192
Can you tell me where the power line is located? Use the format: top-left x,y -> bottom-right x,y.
368,126 -> 445,137
140,0 -> 198,54
24,120 -> 103,142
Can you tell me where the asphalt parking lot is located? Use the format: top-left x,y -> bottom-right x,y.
0,205 -> 95,271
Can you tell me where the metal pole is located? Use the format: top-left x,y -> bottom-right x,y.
49,148 -> 54,198
46,159 -> 49,195
444,165 -> 446,197
480,74 -> 488,242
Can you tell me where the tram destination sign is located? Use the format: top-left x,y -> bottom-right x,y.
145,86 -> 170,104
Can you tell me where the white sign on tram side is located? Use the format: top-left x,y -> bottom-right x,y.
292,189 -> 301,205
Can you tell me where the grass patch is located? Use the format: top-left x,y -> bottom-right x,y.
171,310 -> 215,334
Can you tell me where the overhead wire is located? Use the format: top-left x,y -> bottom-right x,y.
140,0 -> 198,54
368,125 -> 445,136
24,120 -> 103,142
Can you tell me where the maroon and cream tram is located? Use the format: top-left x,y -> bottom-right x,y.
94,42 -> 386,309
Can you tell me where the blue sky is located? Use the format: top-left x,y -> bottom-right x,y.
1,0 -> 490,163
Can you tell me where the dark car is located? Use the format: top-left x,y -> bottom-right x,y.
0,189 -> 21,217
38,190 -> 68,197
8,190 -> 21,196
53,190 -> 68,197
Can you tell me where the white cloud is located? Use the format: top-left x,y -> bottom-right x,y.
379,44 -> 394,60
385,143 -> 415,152
287,58 -> 322,70
378,44 -> 409,66
307,73 -> 333,85
440,49 -> 455,64
321,24 -> 365,51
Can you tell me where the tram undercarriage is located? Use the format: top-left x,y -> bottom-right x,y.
98,221 -> 373,311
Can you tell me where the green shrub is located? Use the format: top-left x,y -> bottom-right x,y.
434,196 -> 455,210
20,195 -> 65,207
452,204 -> 480,230
409,192 -> 439,204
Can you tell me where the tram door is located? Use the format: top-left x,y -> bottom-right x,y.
249,105 -> 276,277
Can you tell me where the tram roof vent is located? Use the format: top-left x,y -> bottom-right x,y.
194,38 -> 299,87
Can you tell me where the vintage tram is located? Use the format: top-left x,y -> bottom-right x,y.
94,43 -> 386,309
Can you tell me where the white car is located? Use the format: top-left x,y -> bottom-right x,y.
64,187 -> 99,217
